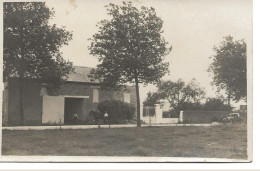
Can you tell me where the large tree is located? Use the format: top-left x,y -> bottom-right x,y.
208,36 -> 247,106
4,2 -> 73,125
89,2 -> 171,127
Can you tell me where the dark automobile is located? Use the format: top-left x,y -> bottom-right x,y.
222,113 -> 243,123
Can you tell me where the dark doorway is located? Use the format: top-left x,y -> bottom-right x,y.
64,98 -> 84,125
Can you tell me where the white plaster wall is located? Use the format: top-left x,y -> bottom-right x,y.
156,118 -> 179,124
42,96 -> 65,124
141,116 -> 178,124
141,116 -> 157,124
123,93 -> 130,103
93,88 -> 99,102
179,111 -> 184,122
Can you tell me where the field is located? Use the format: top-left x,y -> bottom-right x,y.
2,123 -> 247,159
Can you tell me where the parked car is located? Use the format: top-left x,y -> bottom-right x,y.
222,113 -> 243,123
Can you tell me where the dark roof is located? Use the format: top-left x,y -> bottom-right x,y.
67,66 -> 98,83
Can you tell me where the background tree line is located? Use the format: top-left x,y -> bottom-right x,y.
143,78 -> 230,111
144,36 -> 247,112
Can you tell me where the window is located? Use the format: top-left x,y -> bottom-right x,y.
123,93 -> 130,103
40,87 -> 47,96
93,89 -> 99,102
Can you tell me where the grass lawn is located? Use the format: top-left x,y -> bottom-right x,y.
2,123 -> 247,159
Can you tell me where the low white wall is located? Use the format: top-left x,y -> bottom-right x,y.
142,116 -> 179,124
142,116 -> 157,124
155,118 -> 179,124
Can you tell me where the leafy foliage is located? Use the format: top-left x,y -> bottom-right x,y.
88,110 -> 103,125
182,78 -> 206,104
174,102 -> 203,111
143,91 -> 161,106
157,79 -> 186,108
203,98 -> 230,111
4,2 -> 74,125
3,2 -> 74,90
144,78 -> 206,110
89,2 -> 171,86
208,36 -> 247,103
89,2 -> 171,126
97,100 -> 135,124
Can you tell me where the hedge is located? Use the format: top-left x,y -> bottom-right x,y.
96,100 -> 135,124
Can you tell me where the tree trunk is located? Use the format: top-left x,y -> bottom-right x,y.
19,3 -> 25,125
227,93 -> 231,111
228,68 -> 232,111
134,70 -> 141,127
19,77 -> 24,125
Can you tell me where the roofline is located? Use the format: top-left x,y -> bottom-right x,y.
65,80 -> 102,85
6,77 -> 136,88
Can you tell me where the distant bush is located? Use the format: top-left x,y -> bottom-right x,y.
175,102 -> 203,111
97,100 -> 135,124
203,98 -> 230,111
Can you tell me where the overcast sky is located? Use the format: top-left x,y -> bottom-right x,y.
46,0 -> 252,106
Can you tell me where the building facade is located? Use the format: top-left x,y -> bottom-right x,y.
2,66 -> 137,126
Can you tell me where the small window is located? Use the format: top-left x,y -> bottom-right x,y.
93,89 -> 99,102
40,87 -> 47,96
123,93 -> 130,103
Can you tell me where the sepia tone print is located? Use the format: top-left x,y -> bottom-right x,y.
1,0 -> 252,162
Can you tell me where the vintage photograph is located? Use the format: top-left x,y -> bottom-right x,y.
1,0 -> 252,162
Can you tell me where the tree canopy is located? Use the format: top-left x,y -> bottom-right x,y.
4,2 -> 74,89
4,2 -> 74,125
143,78 -> 206,110
208,36 -> 247,104
143,91 -> 161,107
182,78 -> 206,104
89,2 -> 172,127
157,79 -> 185,107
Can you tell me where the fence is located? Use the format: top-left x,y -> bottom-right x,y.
182,111 -> 247,123
141,104 -> 247,124
143,106 -> 155,117
162,110 -> 179,118
141,106 -> 156,125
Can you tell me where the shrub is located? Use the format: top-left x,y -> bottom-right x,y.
97,100 -> 135,124
203,98 -> 230,111
175,102 -> 203,111
86,110 -> 103,125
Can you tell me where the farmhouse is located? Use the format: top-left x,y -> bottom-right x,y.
2,66 -> 137,126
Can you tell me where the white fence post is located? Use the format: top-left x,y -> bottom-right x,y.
179,110 -> 184,123
155,104 -> 162,124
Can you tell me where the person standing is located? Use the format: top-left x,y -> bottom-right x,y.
104,111 -> 110,128
73,113 -> 78,124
